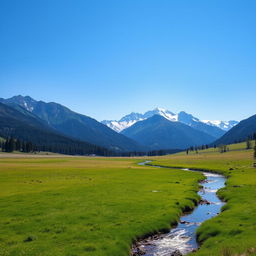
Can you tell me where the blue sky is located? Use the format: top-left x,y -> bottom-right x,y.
1,0 -> 255,121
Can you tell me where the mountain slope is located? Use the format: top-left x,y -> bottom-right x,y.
0,102 -> 111,155
177,111 -> 225,138
214,114 -> 256,145
121,115 -> 215,150
102,108 -> 235,139
0,96 -> 145,152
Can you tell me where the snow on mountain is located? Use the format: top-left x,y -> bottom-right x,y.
143,108 -> 178,121
102,108 -> 178,132
101,119 -> 140,133
202,120 -> 239,131
0,95 -> 36,112
102,108 -> 238,133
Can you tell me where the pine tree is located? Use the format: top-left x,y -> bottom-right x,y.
246,138 -> 251,149
10,138 -> 15,152
218,144 -> 227,153
16,139 -> 21,151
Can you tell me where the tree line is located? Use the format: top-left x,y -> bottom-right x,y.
0,136 -> 180,157
2,134 -> 256,159
186,144 -> 210,154
1,137 -> 35,153
119,149 -> 181,157
0,136 -> 114,156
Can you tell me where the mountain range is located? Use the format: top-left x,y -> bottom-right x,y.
0,102 -> 111,155
102,108 -> 238,142
1,95 -> 255,154
102,108 -> 238,134
0,96 -> 145,152
122,115 -> 216,150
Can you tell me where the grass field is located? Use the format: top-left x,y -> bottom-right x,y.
152,146 -> 256,256
175,141 -> 256,156
0,157 -> 202,256
1,144 -> 256,256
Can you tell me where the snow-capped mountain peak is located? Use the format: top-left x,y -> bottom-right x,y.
102,108 -> 180,132
102,108 -> 239,133
143,108 -> 178,121
201,120 -> 239,131
102,108 -> 187,132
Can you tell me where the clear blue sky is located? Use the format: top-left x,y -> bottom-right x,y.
1,0 -> 255,121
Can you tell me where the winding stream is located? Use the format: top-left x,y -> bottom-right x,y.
133,161 -> 226,256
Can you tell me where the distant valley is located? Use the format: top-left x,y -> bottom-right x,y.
1,95 -> 255,155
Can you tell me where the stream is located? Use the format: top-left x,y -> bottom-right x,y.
132,161 -> 226,256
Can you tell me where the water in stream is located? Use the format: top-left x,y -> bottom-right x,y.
133,162 -> 226,256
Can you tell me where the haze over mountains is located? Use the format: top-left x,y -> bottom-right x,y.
1,95 -> 255,154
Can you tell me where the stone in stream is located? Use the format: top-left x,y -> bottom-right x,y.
180,220 -> 190,224
170,249 -> 183,256
198,199 -> 211,205
132,247 -> 146,256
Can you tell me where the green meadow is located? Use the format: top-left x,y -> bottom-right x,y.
152,143 -> 256,256
0,143 -> 256,256
0,157 -> 202,256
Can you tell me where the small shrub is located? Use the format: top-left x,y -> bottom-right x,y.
24,235 -> 37,242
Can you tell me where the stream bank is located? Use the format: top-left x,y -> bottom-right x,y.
132,161 -> 226,256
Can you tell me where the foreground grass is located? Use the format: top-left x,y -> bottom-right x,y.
0,157 -> 202,256
152,149 -> 256,256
